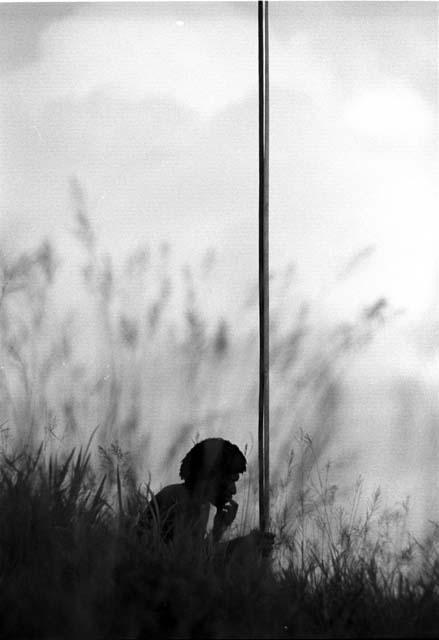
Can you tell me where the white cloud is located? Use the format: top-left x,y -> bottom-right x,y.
344,86 -> 435,144
1,2 -> 437,324
6,5 -> 342,120
271,30 -> 335,104
12,11 -> 256,118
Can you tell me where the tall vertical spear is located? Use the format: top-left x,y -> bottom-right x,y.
258,0 -> 270,533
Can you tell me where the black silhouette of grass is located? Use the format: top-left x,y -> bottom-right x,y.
0,182 -> 437,636
0,434 -> 438,638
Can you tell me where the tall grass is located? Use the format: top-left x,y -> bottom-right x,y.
0,180 -> 392,489
0,433 -> 438,638
1,180 -> 438,636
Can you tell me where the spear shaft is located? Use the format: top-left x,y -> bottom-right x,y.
258,0 -> 270,533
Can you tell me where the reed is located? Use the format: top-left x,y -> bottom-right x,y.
0,190 -> 433,636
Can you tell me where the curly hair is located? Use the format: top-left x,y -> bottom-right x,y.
179,438 -> 247,490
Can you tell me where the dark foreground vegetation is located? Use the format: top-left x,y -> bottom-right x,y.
0,439 -> 438,639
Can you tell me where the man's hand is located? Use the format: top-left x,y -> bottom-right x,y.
213,499 -> 238,541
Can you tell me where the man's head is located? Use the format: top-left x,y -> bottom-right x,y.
179,438 -> 247,508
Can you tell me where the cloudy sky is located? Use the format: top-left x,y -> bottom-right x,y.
0,1 -> 437,322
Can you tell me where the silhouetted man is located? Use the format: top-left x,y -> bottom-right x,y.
138,437 -> 274,559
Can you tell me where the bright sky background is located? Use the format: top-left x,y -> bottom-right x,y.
1,1 -> 437,324
0,1 -> 438,529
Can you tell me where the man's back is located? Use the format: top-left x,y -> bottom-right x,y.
139,482 -> 210,543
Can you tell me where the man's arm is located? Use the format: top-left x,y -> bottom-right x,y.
210,500 -> 275,560
223,529 -> 275,558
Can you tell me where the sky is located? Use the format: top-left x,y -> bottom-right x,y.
0,2 -> 438,524
0,1 -> 437,323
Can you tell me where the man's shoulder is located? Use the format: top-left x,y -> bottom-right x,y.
140,483 -> 187,526
155,483 -> 188,507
